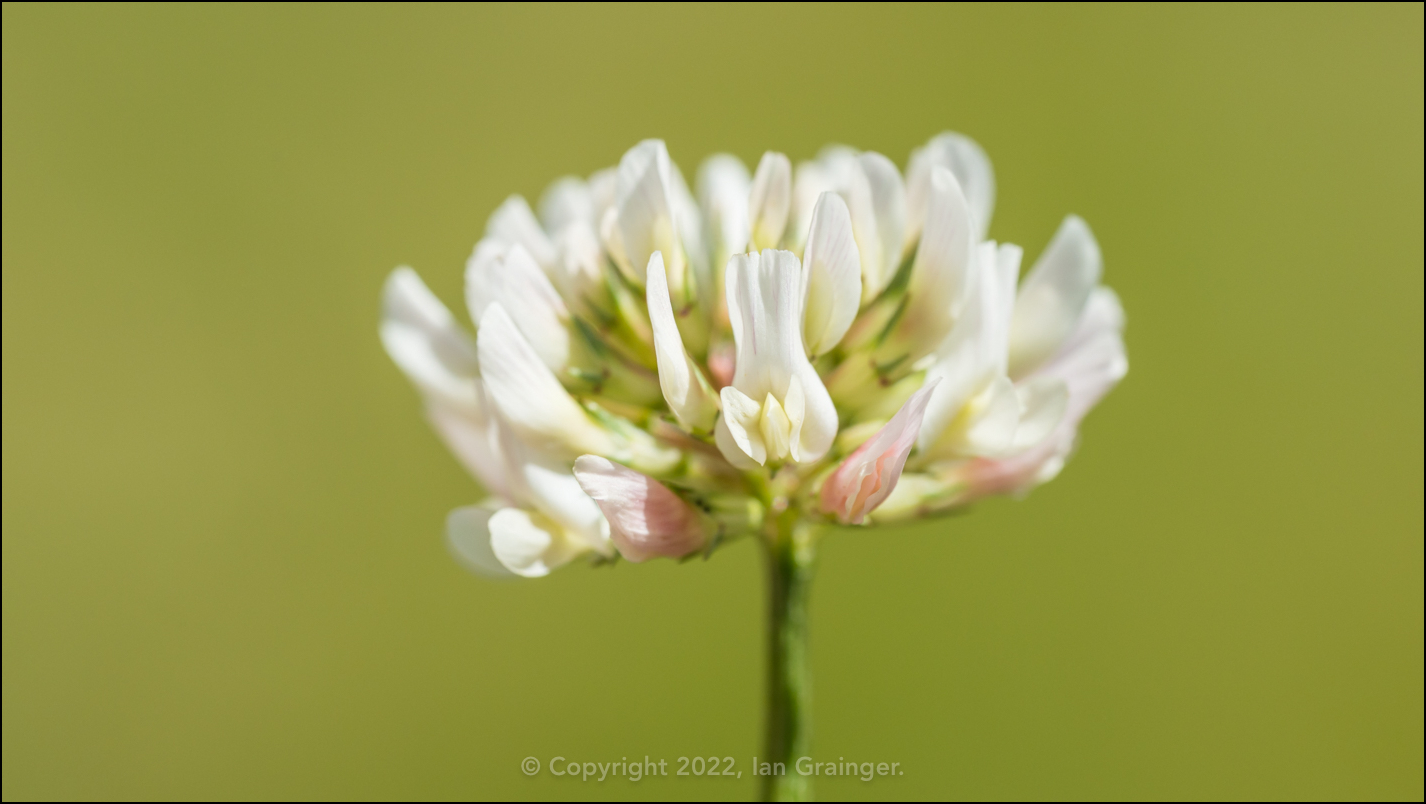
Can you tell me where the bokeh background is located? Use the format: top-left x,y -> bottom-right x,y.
3,4 -> 1421,800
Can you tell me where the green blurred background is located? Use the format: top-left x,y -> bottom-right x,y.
3,3 -> 1421,800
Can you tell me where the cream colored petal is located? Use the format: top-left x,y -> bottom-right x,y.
573,455 -> 705,562
906,132 -> 995,242
646,252 -> 719,431
957,375 -> 1022,457
800,192 -> 862,356
817,147 -> 884,300
714,411 -> 762,470
465,241 -> 569,370
476,304 -> 613,458
486,195 -> 557,268
517,457 -> 610,554
1009,216 -> 1103,377
488,508 -> 582,578
899,167 -> 975,361
782,375 -> 805,463
748,151 -> 792,250
858,150 -> 908,280
446,505 -> 514,578
917,244 -> 1001,451
718,385 -> 766,466
615,139 -> 682,287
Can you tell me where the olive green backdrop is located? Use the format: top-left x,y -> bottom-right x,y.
3,4 -> 1421,801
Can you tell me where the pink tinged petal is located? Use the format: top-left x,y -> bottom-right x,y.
1009,215 -> 1103,378
574,455 -> 706,562
960,302 -> 1126,500
446,505 -> 515,578
486,195 -> 557,269
706,341 -> 736,389
800,192 -> 862,357
820,381 -> 939,525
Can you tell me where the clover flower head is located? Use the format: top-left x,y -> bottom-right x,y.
383,133 -> 1127,577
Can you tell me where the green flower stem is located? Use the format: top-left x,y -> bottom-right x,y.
761,514 -> 816,802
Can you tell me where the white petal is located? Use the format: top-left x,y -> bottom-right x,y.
1011,377 -> 1069,452
1008,216 -> 1103,377
917,240 -> 1022,449
587,167 -> 617,223
714,411 -> 762,471
518,457 -> 609,553
465,241 -> 569,370
1050,286 -> 1126,365
538,176 -> 594,234
549,220 -> 605,308
426,402 -> 510,501
858,151 -> 908,282
668,158 -> 707,294
898,167 -> 976,362
486,195 -> 557,268
647,253 -> 719,431
380,267 -> 482,412
958,375 -> 1021,457
446,505 -> 514,578
717,385 -> 766,466
800,192 -> 862,356
1033,289 -> 1128,425
615,139 -> 682,287
724,250 -> 838,463
726,250 -> 808,399
907,132 -> 995,242
476,304 -> 613,458
573,455 -> 705,562
916,243 -> 997,450
698,154 -> 751,257
748,151 -> 792,250
488,508 -> 582,578
817,147 -> 885,300
789,160 -> 833,251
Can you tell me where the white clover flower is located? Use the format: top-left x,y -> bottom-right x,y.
381,133 -> 1126,800
381,133 -> 1126,573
